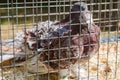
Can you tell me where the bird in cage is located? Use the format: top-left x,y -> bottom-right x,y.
22,2 -> 100,79
0,2 -> 100,80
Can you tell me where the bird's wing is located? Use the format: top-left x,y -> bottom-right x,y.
81,24 -> 101,59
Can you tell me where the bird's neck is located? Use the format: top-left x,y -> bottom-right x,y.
87,22 -> 94,31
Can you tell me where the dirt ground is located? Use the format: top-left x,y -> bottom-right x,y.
0,42 -> 120,80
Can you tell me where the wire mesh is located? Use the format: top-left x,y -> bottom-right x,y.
0,0 -> 120,80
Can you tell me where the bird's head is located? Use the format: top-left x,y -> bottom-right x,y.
54,2 -> 90,25
71,2 -> 93,24
71,2 -> 88,12
70,2 -> 94,32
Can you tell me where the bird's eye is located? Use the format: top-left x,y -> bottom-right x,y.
82,7 -> 85,11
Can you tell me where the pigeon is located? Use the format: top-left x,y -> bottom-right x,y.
20,2 -> 100,69
0,2 -> 101,80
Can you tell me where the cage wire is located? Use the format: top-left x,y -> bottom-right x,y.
0,0 -> 120,80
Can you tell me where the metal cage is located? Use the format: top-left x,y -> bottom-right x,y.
0,0 -> 120,80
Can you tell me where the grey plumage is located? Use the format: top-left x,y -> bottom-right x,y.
55,2 -> 88,25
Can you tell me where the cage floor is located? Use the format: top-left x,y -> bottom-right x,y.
0,42 -> 119,80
